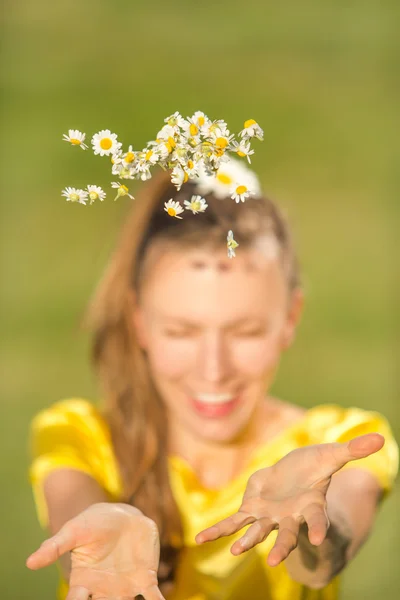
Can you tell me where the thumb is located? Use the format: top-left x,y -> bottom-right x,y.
347,432 -> 385,459
26,522 -> 77,570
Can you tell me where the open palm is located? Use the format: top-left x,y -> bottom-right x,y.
26,502 -> 166,600
195,433 -> 384,567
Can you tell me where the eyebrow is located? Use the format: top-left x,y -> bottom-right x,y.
159,316 -> 264,328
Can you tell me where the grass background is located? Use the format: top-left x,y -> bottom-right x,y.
1,0 -> 399,598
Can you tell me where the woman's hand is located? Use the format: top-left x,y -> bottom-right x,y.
195,433 -> 384,567
26,502 -> 166,600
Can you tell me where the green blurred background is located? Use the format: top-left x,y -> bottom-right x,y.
1,0 -> 399,598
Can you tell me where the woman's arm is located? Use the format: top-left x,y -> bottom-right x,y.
42,468 -> 110,580
284,468 -> 383,588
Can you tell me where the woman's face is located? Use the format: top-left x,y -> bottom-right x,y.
133,243 -> 303,444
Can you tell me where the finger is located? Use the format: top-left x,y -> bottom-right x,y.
302,502 -> 330,546
26,524 -> 77,569
267,517 -> 300,567
322,433 -> 385,476
195,511 -> 256,544
231,517 -> 276,555
65,585 -> 91,600
142,585 -> 167,600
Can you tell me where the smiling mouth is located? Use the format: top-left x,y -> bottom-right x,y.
188,393 -> 241,418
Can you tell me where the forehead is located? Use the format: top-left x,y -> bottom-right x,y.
139,247 -> 288,322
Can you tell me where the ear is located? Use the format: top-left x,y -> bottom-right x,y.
281,287 -> 304,351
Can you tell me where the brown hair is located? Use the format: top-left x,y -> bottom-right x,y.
84,169 -> 301,589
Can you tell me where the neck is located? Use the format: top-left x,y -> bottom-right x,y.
167,397 -> 278,487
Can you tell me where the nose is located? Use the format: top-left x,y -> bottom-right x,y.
197,332 -> 233,384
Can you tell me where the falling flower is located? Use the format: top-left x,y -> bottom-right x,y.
87,185 -> 106,204
164,199 -> 184,219
61,187 -> 88,205
184,195 -> 208,214
231,184 -> 252,203
92,130 -> 122,156
240,119 -> 264,141
62,129 -> 88,149
227,230 -> 239,258
231,140 -> 254,163
111,181 -> 134,200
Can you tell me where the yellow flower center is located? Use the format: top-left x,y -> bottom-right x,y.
244,119 -> 256,129
192,201 -> 201,211
215,137 -> 228,149
70,193 -> 80,202
125,151 -> 135,163
89,192 -> 98,201
189,124 -> 198,136
236,185 -> 247,195
70,138 -> 81,145
100,138 -> 112,150
198,116 -> 205,126
237,150 -> 246,157
120,185 -> 128,194
167,207 -> 176,216
217,173 -> 233,185
187,160 -> 194,170
168,136 -> 176,149
145,150 -> 153,161
183,172 -> 189,183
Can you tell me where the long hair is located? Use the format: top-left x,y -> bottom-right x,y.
84,168 -> 301,588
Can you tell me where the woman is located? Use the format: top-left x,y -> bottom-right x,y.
26,163 -> 399,600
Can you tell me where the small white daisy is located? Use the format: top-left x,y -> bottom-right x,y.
240,119 -> 264,141
62,129 -> 88,149
164,111 -> 187,129
227,230 -> 239,258
141,147 -> 160,166
231,184 -> 252,203
196,156 -> 261,200
111,182 -> 134,200
171,164 -> 189,190
122,145 -> 137,166
231,140 -> 254,163
192,111 -> 211,132
184,195 -> 208,214
92,130 -> 122,156
164,199 -> 184,219
87,185 -> 106,204
61,187 -> 88,205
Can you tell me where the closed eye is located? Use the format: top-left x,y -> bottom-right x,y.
234,328 -> 266,337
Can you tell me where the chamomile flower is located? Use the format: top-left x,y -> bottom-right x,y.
111,182 -> 134,200
227,230 -> 239,258
196,156 -> 261,200
61,187 -> 88,205
206,119 -> 230,139
92,130 -> 122,156
231,140 -> 254,163
164,111 -> 187,129
122,145 -> 137,166
181,116 -> 203,141
171,164 -> 189,190
191,111 -> 211,132
87,185 -> 106,204
164,199 -> 184,219
240,119 -> 264,141
231,184 -> 251,203
184,195 -> 208,214
62,129 -> 88,149
141,147 -> 160,166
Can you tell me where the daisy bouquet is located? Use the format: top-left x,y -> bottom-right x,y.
62,111 -> 264,258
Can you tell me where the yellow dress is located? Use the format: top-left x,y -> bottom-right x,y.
29,398 -> 399,600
